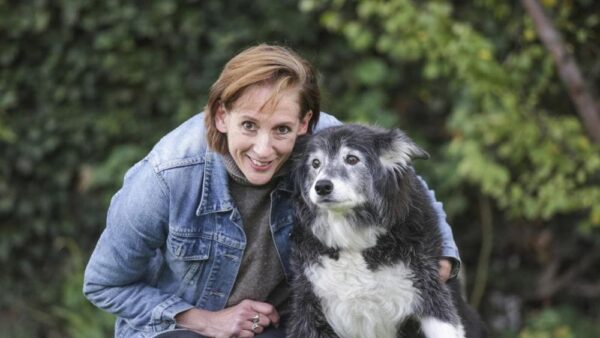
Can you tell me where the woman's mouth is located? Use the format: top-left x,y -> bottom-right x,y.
248,157 -> 275,171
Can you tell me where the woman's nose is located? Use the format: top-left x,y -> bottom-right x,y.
252,132 -> 274,158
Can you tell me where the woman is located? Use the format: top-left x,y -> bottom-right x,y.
83,44 -> 460,338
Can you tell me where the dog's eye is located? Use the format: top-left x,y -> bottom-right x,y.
311,159 -> 321,169
345,155 -> 359,165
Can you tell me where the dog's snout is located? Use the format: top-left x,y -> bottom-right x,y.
315,180 -> 334,196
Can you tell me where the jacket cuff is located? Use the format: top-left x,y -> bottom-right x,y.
442,256 -> 461,279
151,295 -> 195,332
441,244 -> 461,280
441,245 -> 461,263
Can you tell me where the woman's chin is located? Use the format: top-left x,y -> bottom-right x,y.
240,158 -> 279,185
240,166 -> 274,185
244,172 -> 274,185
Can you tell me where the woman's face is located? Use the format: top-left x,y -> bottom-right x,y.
215,85 -> 312,185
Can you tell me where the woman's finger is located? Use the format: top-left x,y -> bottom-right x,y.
248,301 -> 280,327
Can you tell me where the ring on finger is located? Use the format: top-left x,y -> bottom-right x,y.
251,313 -> 260,323
251,321 -> 260,333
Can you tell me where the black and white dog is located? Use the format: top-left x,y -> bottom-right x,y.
287,125 -> 486,338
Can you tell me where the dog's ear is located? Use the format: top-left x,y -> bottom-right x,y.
292,134 -> 311,161
291,134 -> 312,194
379,128 -> 429,170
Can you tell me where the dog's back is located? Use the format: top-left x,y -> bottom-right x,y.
287,125 -> 486,338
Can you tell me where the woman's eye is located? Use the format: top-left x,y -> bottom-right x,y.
242,121 -> 256,131
345,155 -> 359,165
276,126 -> 292,134
311,159 -> 321,169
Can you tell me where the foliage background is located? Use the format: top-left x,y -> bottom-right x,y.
1,0 -> 599,337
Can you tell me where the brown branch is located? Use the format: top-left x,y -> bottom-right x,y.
535,247 -> 600,299
521,0 -> 600,143
469,195 -> 494,309
570,282 -> 600,298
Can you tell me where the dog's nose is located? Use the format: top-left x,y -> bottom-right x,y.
315,180 -> 333,196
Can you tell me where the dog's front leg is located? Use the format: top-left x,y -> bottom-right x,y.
419,316 -> 466,338
417,279 -> 466,338
286,273 -> 339,338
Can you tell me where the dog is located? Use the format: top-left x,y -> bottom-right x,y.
287,125 -> 486,338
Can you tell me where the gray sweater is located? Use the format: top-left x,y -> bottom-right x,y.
222,155 -> 290,315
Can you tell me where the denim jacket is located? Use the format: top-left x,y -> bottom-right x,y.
83,112 -> 460,338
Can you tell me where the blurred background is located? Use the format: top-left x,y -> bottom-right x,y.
1,0 -> 599,337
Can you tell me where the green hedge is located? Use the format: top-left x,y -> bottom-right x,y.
2,1 -> 599,337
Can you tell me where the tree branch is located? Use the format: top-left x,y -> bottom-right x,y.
570,281 -> 600,298
521,0 -> 600,143
535,246 -> 600,299
469,195 -> 494,309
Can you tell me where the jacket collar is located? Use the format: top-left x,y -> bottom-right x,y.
275,173 -> 293,193
196,149 -> 234,215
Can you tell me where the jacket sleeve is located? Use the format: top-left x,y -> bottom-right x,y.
416,175 -> 462,277
314,112 -> 343,131
83,156 -> 194,333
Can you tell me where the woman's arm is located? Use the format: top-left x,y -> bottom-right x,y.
83,158 -> 194,332
416,175 -> 462,280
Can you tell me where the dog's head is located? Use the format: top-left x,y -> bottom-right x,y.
294,124 -> 429,219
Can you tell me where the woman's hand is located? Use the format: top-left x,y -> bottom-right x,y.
175,299 -> 280,338
438,258 -> 453,282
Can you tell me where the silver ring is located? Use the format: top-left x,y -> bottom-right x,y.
251,321 -> 260,332
251,313 -> 260,323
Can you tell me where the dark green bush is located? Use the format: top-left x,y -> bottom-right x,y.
2,1 -> 599,337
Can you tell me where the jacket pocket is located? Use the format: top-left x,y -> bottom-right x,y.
168,234 -> 211,261
166,230 -> 212,298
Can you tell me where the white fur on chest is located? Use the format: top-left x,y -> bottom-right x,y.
311,212 -> 384,250
305,251 -> 420,338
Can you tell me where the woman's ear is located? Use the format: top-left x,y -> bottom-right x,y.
215,104 -> 229,133
298,110 -> 313,135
